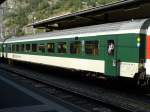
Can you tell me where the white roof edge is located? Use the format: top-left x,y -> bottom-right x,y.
6,18 -> 149,43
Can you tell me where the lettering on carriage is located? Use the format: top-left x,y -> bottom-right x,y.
12,54 -> 21,58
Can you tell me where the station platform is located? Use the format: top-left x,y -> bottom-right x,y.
0,69 -> 82,112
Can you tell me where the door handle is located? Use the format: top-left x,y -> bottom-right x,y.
113,60 -> 120,67
112,59 -> 116,67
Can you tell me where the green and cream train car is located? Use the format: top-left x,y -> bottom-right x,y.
1,19 -> 150,86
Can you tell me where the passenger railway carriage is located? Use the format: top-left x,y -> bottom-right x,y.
0,19 -> 150,86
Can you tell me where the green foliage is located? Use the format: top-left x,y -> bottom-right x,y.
4,0 -> 118,36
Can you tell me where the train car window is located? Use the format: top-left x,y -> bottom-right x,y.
85,40 -> 99,55
107,40 -> 115,56
21,44 -> 24,52
16,44 -> 19,52
12,44 -> 15,52
57,42 -> 67,53
39,44 -> 45,53
32,44 -> 37,52
70,41 -> 81,54
7,44 -> 12,52
26,44 -> 30,52
47,43 -> 55,53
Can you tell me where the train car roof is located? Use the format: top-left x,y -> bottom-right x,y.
6,19 -> 149,43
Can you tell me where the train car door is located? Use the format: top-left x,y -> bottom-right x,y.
105,37 -> 119,77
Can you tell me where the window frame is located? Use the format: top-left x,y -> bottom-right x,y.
32,44 -> 37,52
12,44 -> 15,52
107,40 -> 115,56
7,44 -> 12,52
25,44 -> 31,52
16,44 -> 20,52
57,42 -> 67,53
84,40 -> 99,56
21,44 -> 24,52
38,44 -> 46,53
47,43 -> 55,53
70,41 -> 81,54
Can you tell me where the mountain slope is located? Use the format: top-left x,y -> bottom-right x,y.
4,0 -> 118,36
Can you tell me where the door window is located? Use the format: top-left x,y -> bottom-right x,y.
107,40 -> 115,56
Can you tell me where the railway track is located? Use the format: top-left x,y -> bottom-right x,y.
0,63 -> 150,112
